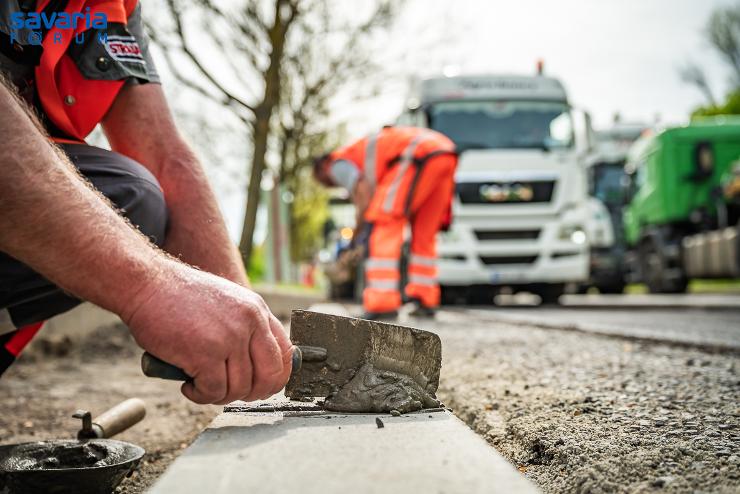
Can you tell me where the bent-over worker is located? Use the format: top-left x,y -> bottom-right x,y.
314,126 -> 457,320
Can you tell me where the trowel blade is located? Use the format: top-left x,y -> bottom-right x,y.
285,310 -> 442,399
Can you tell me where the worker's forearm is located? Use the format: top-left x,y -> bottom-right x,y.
111,131 -> 250,287
355,210 -> 367,233
353,178 -> 371,231
102,84 -> 248,287
156,147 -> 249,287
0,84 -> 165,318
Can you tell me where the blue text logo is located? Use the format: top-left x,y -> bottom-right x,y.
9,8 -> 108,46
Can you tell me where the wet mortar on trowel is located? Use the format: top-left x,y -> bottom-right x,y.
322,363 -> 440,414
286,311 -> 443,414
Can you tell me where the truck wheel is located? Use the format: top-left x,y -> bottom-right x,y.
597,282 -> 625,294
441,286 -> 465,305
640,237 -> 688,293
466,286 -> 494,305
534,284 -> 565,305
736,220 -> 740,277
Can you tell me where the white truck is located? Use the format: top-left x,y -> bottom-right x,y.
397,73 -> 593,303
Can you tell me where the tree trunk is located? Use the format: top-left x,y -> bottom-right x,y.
239,114 -> 270,266
237,0 -> 296,268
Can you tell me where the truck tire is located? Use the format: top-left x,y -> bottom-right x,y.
596,282 -> 625,294
533,284 -> 565,305
466,286 -> 494,305
640,235 -> 688,294
441,286 -> 465,305
736,220 -> 740,277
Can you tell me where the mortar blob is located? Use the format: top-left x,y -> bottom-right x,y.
323,363 -> 440,413
0,440 -> 131,471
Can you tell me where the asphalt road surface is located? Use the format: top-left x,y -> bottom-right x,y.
463,306 -> 740,350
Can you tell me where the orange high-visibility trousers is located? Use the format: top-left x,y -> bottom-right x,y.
363,153 -> 457,312
1,322 -> 44,377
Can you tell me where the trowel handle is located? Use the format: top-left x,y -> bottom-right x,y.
76,398 -> 146,439
141,348 -> 307,382
141,352 -> 191,381
94,398 -> 147,438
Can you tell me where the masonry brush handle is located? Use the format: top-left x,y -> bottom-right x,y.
141,346 -> 326,382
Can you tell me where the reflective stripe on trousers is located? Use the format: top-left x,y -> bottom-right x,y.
365,257 -> 400,270
409,254 -> 436,268
365,279 -> 400,291
408,274 -> 438,286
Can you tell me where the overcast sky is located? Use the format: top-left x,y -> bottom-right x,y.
337,0 -> 738,136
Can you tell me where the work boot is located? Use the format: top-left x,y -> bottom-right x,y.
408,299 -> 436,318
360,310 -> 398,321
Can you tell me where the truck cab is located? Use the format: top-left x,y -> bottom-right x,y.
623,118 -> 740,292
583,124 -> 648,293
398,74 -> 592,303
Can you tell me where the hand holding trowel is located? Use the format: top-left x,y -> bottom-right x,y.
141,310 -> 442,413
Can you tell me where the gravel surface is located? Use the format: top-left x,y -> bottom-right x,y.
0,322 -> 218,493
422,310 -> 740,494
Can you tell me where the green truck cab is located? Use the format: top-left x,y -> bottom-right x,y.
623,117 -> 740,292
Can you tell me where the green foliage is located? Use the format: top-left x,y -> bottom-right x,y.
684,4 -> 740,115
288,169 -> 330,262
693,89 -> 740,117
247,243 -> 266,283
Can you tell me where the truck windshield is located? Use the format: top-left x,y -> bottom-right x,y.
591,163 -> 627,207
427,100 -> 573,151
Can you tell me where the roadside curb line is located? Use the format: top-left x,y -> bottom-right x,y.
147,399 -> 540,494
560,294 -> 740,310
463,309 -> 740,355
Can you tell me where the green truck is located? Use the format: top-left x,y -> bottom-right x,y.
623,117 -> 740,293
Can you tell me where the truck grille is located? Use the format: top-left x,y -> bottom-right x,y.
457,180 -> 555,204
474,230 -> 540,241
479,255 -> 538,265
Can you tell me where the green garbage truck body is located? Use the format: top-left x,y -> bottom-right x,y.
624,118 -> 740,292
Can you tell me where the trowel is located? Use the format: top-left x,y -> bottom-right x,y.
141,310 -> 442,412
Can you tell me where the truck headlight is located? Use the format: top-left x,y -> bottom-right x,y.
558,225 -> 586,244
571,230 -> 587,245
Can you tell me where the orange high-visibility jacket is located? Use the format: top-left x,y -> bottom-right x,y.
33,0 -> 139,142
328,126 -> 456,220
328,127 -> 455,191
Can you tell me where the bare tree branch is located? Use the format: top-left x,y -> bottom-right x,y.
680,62 -> 717,105
164,0 -> 257,113
707,4 -> 740,86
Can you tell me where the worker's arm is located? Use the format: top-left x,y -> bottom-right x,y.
101,83 -> 249,287
0,82 -> 291,404
352,177 -> 373,235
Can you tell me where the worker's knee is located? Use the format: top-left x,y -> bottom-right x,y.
62,145 -> 169,247
115,174 -> 168,247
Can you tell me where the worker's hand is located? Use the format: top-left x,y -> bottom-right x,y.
121,259 -> 293,405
